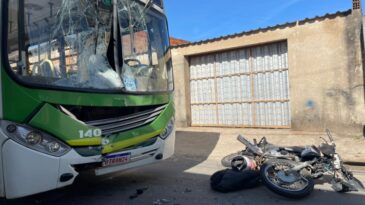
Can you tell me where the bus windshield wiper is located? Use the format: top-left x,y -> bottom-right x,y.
112,0 -> 123,77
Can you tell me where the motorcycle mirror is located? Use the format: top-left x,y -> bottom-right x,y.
259,137 -> 267,145
326,129 -> 334,142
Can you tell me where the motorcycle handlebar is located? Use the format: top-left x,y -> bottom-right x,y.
237,135 -> 264,155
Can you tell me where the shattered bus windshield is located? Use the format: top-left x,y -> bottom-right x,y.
7,0 -> 173,92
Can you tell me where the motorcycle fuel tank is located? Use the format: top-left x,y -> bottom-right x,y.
300,146 -> 321,160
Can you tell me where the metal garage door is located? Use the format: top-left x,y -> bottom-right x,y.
189,41 -> 290,128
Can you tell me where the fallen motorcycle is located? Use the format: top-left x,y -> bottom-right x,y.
222,130 -> 365,199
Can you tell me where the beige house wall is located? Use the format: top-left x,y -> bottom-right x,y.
172,10 -> 365,136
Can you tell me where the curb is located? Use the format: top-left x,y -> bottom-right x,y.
344,161 -> 365,167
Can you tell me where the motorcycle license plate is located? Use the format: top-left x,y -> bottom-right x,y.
102,152 -> 131,167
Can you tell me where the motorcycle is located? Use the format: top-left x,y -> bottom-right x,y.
222,130 -> 365,198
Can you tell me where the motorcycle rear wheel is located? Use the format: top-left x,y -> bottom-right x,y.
221,151 -> 253,167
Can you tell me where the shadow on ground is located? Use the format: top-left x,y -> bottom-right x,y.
1,131 -> 365,205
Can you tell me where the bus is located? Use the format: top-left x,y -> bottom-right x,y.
0,0 -> 175,199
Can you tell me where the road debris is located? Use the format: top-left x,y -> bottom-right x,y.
184,188 -> 192,193
153,199 -> 169,205
129,187 -> 149,200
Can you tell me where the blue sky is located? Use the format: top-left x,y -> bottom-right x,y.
164,0 -> 353,42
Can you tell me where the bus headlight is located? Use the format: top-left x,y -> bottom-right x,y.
26,131 -> 43,145
159,118 -> 175,140
47,141 -> 61,153
3,121 -> 71,157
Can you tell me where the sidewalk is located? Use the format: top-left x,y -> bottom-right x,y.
176,127 -> 365,164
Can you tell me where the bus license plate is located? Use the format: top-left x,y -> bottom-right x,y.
102,152 -> 131,167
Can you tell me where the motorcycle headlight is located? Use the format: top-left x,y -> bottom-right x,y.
2,121 -> 71,157
159,118 -> 175,140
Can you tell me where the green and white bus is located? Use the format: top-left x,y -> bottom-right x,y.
0,0 -> 175,199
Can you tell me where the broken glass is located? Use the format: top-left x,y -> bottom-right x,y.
7,0 -> 173,92
52,0 -> 123,89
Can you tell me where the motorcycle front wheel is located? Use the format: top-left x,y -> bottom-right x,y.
260,159 -> 314,199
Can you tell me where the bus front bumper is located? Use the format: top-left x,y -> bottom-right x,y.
1,131 -> 175,199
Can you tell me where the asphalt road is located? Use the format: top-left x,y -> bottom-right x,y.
1,131 -> 365,205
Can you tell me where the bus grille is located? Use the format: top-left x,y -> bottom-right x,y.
85,104 -> 167,136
